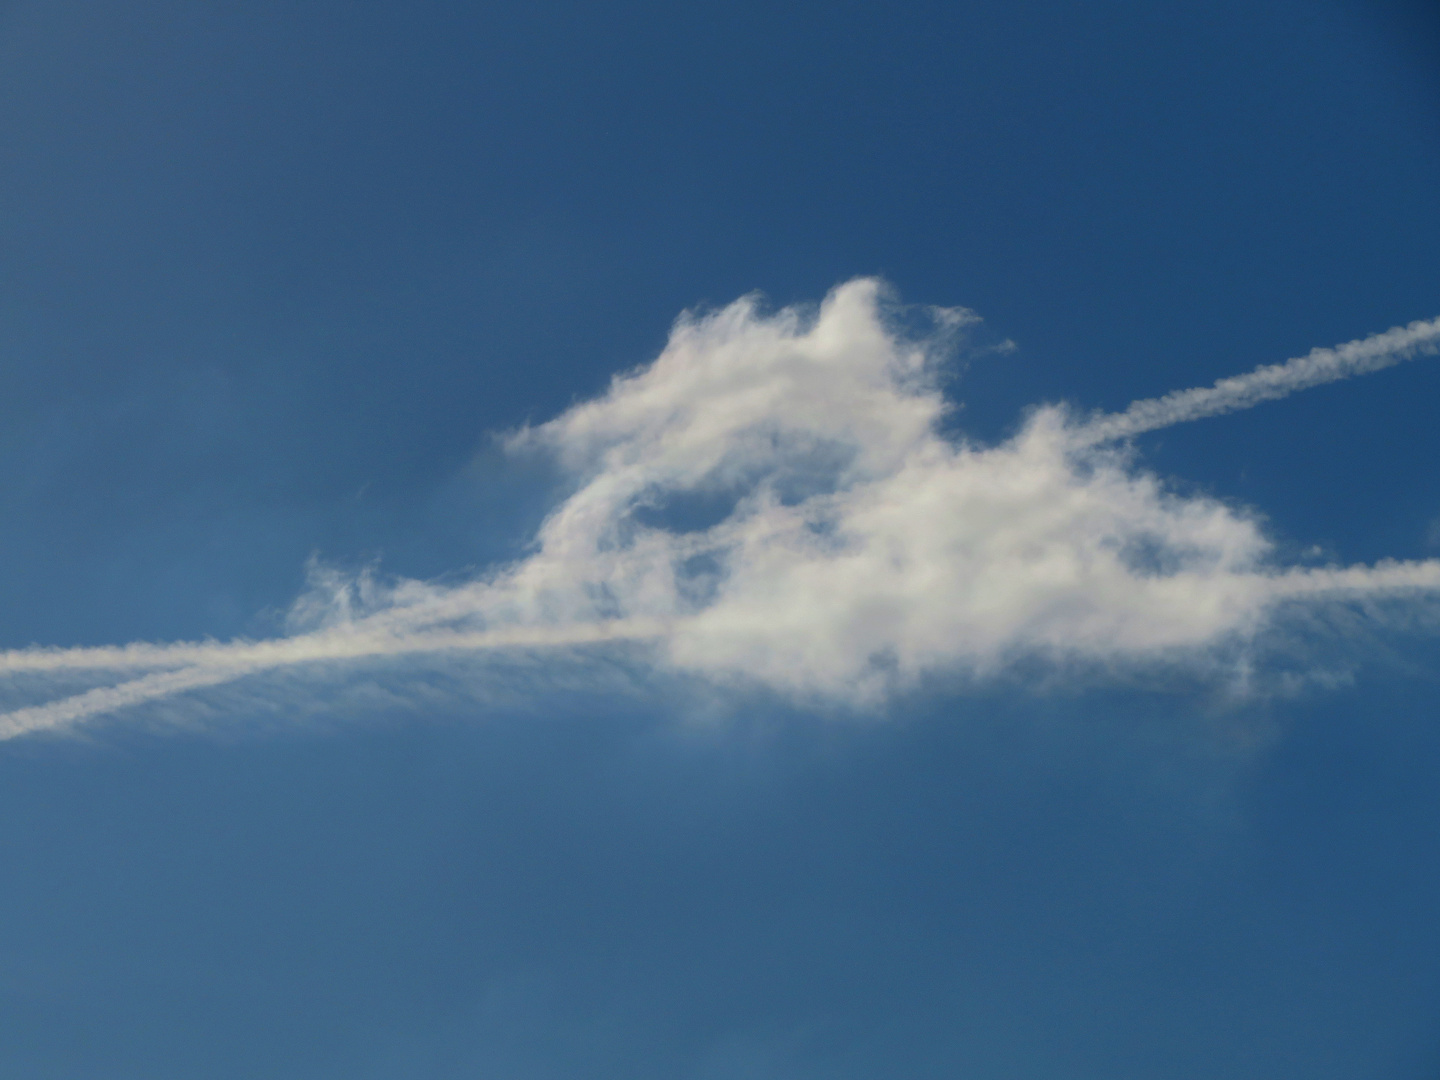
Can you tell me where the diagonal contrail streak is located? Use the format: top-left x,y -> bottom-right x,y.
1074,316 -> 1440,446
9,557 -> 1435,739
0,618 -> 667,738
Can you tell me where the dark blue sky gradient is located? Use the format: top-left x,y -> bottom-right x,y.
0,1 -> 1437,1075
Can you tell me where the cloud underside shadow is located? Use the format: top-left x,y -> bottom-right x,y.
2,280 -> 1438,737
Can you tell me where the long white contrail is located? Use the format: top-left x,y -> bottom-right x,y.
0,666 -> 251,740
0,618 -> 666,739
1075,316 -> 1440,446
6,553 -> 1439,739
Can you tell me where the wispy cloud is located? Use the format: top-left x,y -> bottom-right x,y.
2,279 -> 1437,737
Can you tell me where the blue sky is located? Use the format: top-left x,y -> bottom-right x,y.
1,0 -> 1439,1076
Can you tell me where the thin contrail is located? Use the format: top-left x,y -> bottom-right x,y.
1270,558 -> 1440,596
0,666 -> 251,740
0,618 -> 666,738
6,554 -> 1439,738
1074,316 -> 1440,446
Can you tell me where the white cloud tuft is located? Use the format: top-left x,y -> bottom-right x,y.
1,279 -> 1437,735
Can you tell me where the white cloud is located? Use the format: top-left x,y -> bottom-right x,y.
2,279 -> 1438,736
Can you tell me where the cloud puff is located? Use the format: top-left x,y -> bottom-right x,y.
2,279 -> 1438,736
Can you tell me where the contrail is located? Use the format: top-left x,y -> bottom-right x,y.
7,553 -> 1439,739
1270,558 -> 1440,597
0,617 -> 663,674
1074,316 -> 1440,447
0,666 -> 251,740
0,618 -> 666,738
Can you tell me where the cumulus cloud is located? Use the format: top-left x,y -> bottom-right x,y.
2,279 -> 1438,737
